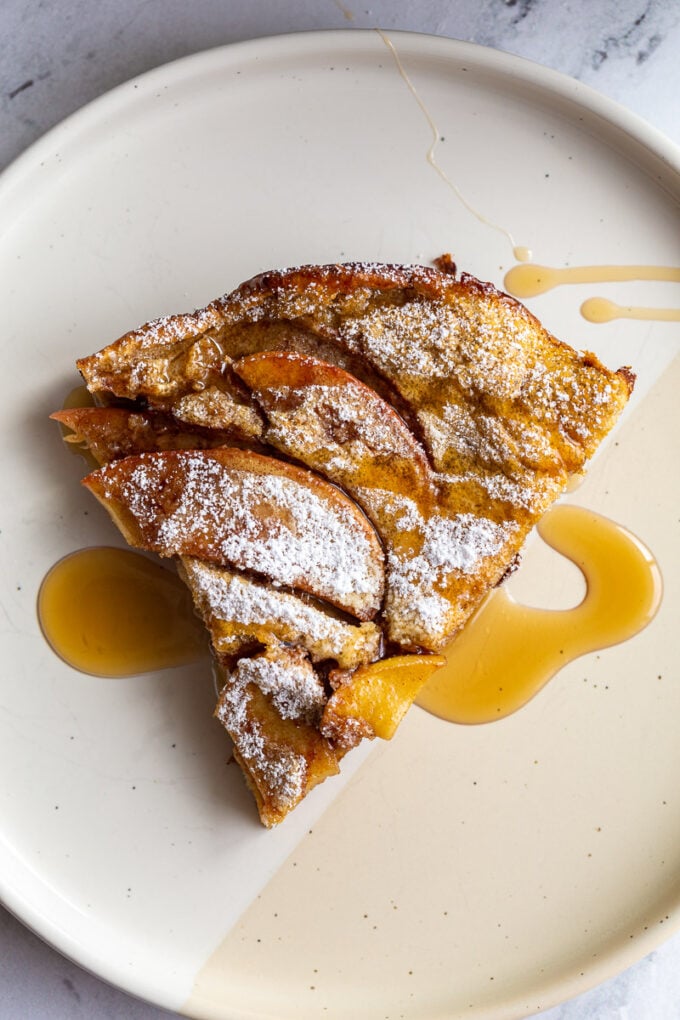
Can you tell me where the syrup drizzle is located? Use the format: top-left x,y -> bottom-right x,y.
580,297 -> 680,324
376,29 -> 528,260
38,547 -> 208,677
377,30 -> 677,324
504,262 -> 680,323
504,262 -> 680,299
332,0 -> 355,20
377,29 -> 679,326
416,505 -> 662,725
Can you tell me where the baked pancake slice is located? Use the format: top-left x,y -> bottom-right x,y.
82,446 -> 384,620
63,259 -> 634,826
50,406 -> 244,465
178,557 -> 382,670
214,645 -> 341,828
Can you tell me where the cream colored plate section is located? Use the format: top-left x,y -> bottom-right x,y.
188,357 -> 680,1019
0,29 -> 678,1019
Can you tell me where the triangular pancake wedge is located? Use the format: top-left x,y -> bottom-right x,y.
58,259 -> 634,825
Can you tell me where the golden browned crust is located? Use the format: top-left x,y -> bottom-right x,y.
65,257 -> 634,825
77,259 -> 633,476
213,648 -> 341,827
178,557 -> 382,670
50,406 -> 244,466
82,446 -> 384,620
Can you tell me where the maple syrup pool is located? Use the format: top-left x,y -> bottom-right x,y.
38,547 -> 207,677
37,506 -> 661,719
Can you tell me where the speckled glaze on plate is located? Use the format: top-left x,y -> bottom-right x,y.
0,30 -> 678,1020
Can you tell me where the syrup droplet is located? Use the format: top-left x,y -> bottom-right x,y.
564,470 -> 586,493
416,505 -> 662,724
504,263 -> 680,299
580,297 -> 680,324
512,246 -> 532,263
38,547 -> 208,677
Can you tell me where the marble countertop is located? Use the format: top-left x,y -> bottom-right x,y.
1,2 -> 679,1018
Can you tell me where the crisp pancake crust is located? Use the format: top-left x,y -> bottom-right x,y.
66,258 -> 634,825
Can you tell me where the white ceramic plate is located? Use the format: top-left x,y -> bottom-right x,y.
0,30 -> 678,1020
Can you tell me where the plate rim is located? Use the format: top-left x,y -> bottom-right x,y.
1,27 -> 679,1020
1,28 -> 678,220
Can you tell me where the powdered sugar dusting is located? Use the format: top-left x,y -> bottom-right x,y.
236,650 -> 326,724
130,307 -> 222,351
341,299 -> 459,380
423,511 -> 511,573
98,452 -> 382,615
215,669 -> 307,809
182,559 -> 381,668
265,382 -> 415,463
364,489 -> 515,576
439,471 -> 546,511
356,486 -> 517,646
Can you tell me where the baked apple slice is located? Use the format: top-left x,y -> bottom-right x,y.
215,644 -> 341,828
179,557 -> 382,670
51,406 -> 241,466
235,351 -> 520,651
234,350 -> 433,498
82,447 -> 384,620
320,654 -> 447,750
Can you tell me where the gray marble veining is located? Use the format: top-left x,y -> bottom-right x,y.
1,0 -> 678,175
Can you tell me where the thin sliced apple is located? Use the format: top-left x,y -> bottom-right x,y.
51,406 -> 239,466
82,447 -> 384,620
234,350 -> 433,497
179,557 -> 382,669
321,654 -> 446,749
